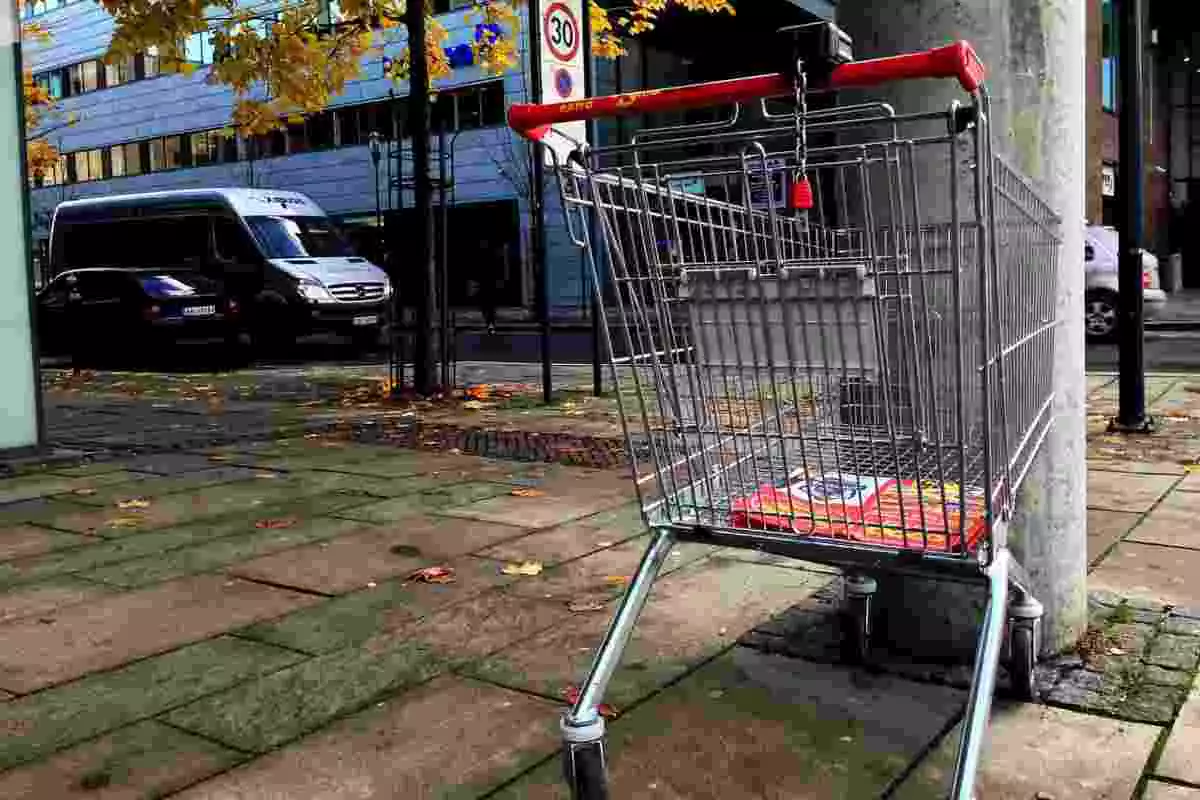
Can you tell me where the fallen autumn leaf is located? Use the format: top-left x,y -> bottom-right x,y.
409,566 -> 456,584
566,598 -> 607,613
255,518 -> 298,530
502,560 -> 544,576
115,498 -> 150,510
562,686 -> 617,718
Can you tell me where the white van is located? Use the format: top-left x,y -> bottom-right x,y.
49,188 -> 392,350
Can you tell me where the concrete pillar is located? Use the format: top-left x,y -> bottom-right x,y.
0,0 -> 41,453
834,0 -> 1087,659
1008,0 -> 1088,656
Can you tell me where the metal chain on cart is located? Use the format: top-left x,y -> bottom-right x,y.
791,62 -> 814,211
793,64 -> 808,180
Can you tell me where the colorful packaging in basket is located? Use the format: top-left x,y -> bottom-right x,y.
729,471 -> 987,553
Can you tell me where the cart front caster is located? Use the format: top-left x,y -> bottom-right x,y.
1006,595 -> 1043,701
841,574 -> 877,665
563,739 -> 609,800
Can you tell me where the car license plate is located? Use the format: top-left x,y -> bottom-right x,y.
353,315 -> 378,327
183,305 -> 216,317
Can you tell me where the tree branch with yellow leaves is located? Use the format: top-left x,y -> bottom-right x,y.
94,0 -> 730,136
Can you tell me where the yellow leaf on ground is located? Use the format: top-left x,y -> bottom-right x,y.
510,488 -> 545,498
501,560 -> 544,576
116,498 -> 150,510
566,598 -> 606,613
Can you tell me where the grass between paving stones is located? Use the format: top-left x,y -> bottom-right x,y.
0,577 -> 116,626
60,466 -> 268,508
0,719 -> 244,799
163,638 -> 448,753
1043,596 -> 1200,724
0,636 -> 302,771
331,481 -> 516,524
0,498 -> 374,591
6,474 -> 390,537
491,653 -> 913,799
467,555 -> 831,712
236,558 -> 517,655
0,470 -> 144,506
172,590 -> 571,753
79,516 -> 367,589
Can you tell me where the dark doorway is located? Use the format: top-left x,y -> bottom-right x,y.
383,199 -> 522,309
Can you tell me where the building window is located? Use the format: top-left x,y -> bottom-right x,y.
218,132 -> 238,163
479,81 -> 505,127
431,0 -> 475,12
432,92 -> 455,132
72,149 -> 104,182
184,31 -> 215,65
336,105 -> 363,147
190,131 -> 216,165
308,111 -> 336,151
34,70 -> 65,100
250,129 -> 287,159
68,61 -> 101,95
286,119 -> 309,154
105,56 -> 134,88
1102,0 -> 1117,113
142,46 -> 161,79
110,141 -> 143,177
39,156 -> 67,187
148,137 -> 179,171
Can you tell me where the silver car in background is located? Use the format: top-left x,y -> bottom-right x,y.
1085,224 -> 1166,340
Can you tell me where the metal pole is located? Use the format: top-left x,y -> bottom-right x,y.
1113,0 -> 1150,432
407,0 -> 436,395
438,122 -> 451,390
528,0 -> 552,404
582,0 -> 602,398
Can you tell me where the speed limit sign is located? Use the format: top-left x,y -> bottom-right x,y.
537,0 -> 587,164
543,2 -> 580,62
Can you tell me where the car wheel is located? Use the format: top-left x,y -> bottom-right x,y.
1085,290 -> 1119,341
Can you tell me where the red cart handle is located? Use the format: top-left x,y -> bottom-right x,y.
509,41 -> 984,141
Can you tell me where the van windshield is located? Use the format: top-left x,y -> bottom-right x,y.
245,216 -> 354,259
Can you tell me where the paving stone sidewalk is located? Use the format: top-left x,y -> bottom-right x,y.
4,370 -> 1200,797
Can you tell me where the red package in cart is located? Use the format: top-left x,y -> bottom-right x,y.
730,471 -> 987,553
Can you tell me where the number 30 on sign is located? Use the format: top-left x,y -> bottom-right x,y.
538,0 -> 587,163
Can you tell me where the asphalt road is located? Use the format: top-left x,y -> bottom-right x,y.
1088,330 -> 1200,372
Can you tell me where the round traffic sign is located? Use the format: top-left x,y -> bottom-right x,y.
543,1 -> 580,63
553,67 -> 573,98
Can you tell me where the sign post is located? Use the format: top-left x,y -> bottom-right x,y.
538,0 -> 587,165
0,0 -> 41,451
528,0 -> 552,403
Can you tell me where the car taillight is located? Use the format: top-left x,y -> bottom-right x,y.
143,304 -> 161,321
1143,270 -> 1152,289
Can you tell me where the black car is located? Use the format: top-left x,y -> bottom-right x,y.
37,268 -> 241,361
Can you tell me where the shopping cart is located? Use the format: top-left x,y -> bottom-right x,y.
508,22 -> 1060,800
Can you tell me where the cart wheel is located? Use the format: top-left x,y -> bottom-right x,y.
1008,624 -> 1037,701
841,595 -> 871,665
563,740 -> 609,800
